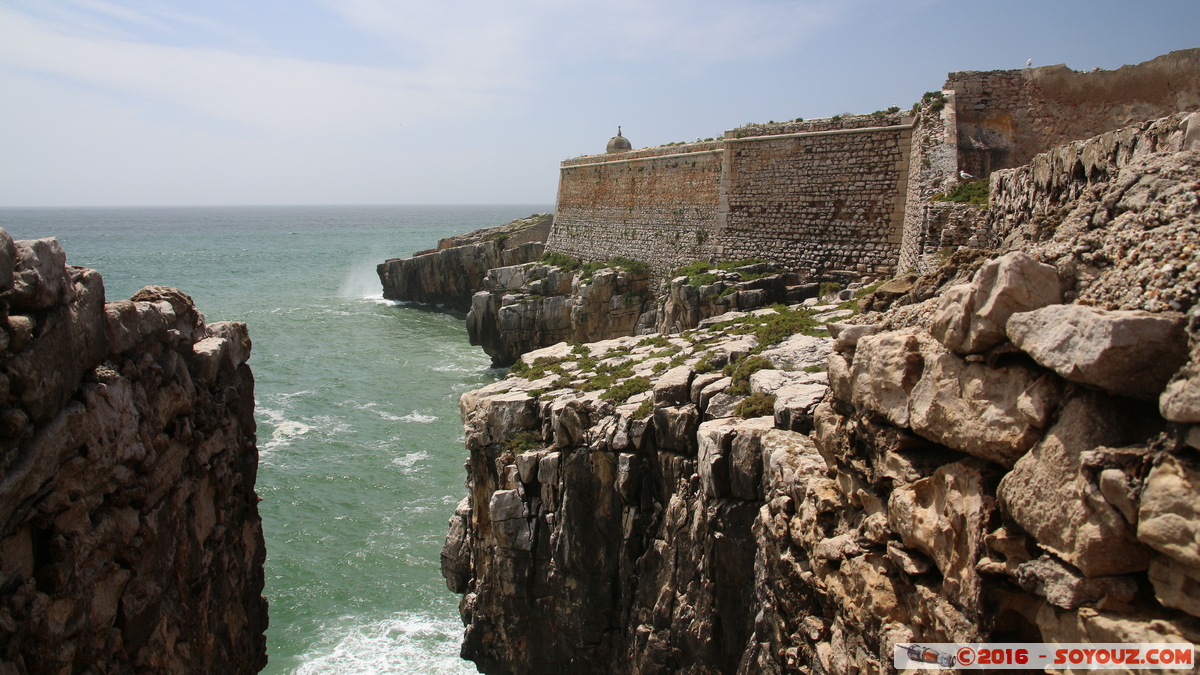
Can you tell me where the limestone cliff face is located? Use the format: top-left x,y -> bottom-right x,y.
466,262 -> 823,368
443,118 -> 1200,674
465,263 -> 656,367
0,231 -> 267,674
378,240 -> 545,312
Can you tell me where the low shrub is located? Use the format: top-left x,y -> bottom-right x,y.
725,355 -> 775,396
933,181 -> 988,206
503,430 -> 543,454
601,376 -> 652,403
734,392 -> 776,419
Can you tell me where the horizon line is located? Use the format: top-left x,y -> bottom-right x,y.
0,202 -> 556,210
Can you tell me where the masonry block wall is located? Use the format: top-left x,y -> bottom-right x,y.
549,117 -> 913,278
547,143 -> 723,273
716,117 -> 912,277
949,48 -> 1200,179
548,48 -> 1200,282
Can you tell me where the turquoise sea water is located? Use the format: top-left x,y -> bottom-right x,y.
0,205 -> 550,674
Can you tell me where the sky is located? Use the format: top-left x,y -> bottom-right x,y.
0,0 -> 1197,207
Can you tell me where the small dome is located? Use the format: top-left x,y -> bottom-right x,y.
606,126 -> 631,153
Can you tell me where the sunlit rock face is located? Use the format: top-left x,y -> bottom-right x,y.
442,116 -> 1200,674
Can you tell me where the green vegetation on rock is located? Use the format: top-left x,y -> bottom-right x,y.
933,181 -> 989,206
734,392 -> 776,419
724,355 -> 775,396
601,376 -> 652,403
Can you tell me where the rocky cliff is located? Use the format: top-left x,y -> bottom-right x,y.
466,259 -> 824,368
465,262 -> 656,367
0,231 -> 268,673
442,115 -> 1200,673
377,214 -> 551,312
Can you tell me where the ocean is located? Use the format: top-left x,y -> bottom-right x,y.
0,205 -> 551,674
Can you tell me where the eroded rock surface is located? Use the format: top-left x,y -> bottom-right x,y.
1,232 -> 267,674
443,115 -> 1200,674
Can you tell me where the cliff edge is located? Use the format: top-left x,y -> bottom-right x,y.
442,114 -> 1200,673
0,231 -> 268,673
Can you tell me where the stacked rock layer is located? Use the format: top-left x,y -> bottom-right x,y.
443,116 -> 1200,673
0,231 -> 268,673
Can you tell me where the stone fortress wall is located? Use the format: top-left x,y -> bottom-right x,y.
717,119 -> 912,278
549,48 -> 1200,280
547,142 -> 724,272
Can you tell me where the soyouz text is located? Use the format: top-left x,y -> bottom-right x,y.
894,643 -> 1196,670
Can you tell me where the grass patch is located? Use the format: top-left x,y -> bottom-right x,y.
724,355 -> 775,396
734,392 -> 776,419
803,364 -> 824,373
933,181 -> 988,206
638,335 -> 672,348
601,376 -> 652,403
694,351 -> 721,374
633,399 -> 653,420
510,355 -> 569,381
541,253 -> 651,279
652,362 -> 668,373
503,431 -> 543,454
671,258 -> 770,286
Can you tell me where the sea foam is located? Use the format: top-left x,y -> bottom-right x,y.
294,611 -> 473,675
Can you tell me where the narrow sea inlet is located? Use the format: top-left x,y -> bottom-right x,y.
0,205 -> 550,674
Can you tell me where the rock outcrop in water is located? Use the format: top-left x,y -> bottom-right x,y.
465,259 -> 824,367
0,230 -> 268,673
465,263 -> 656,367
377,214 -> 551,312
443,115 -> 1200,674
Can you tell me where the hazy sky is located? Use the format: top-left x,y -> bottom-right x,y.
1,0 -> 1196,206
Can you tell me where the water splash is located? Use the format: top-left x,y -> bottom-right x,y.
339,258 -> 386,300
294,611 -> 473,675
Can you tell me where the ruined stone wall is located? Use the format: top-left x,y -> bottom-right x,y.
986,111 -> 1199,254
0,231 -> 268,674
898,94 -> 962,272
947,48 -> 1200,179
717,117 -> 913,278
548,143 -> 724,275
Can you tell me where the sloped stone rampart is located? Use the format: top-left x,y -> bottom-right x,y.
549,143 -> 723,275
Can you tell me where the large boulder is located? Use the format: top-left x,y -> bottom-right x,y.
1148,555 -> 1200,618
1007,305 -> 1187,400
1014,555 -> 1138,610
997,391 -> 1153,577
908,348 -> 1062,467
929,252 -> 1062,354
849,329 -> 938,428
1138,452 -> 1200,569
888,459 -> 996,614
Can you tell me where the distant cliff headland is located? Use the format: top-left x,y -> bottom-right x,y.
379,48 -> 1200,674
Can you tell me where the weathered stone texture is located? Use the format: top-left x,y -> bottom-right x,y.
0,232 -> 268,674
444,114 -> 1200,674
378,240 -> 544,312
549,143 -> 723,275
948,48 -> 1200,178
466,263 -> 655,366
719,120 -> 912,278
